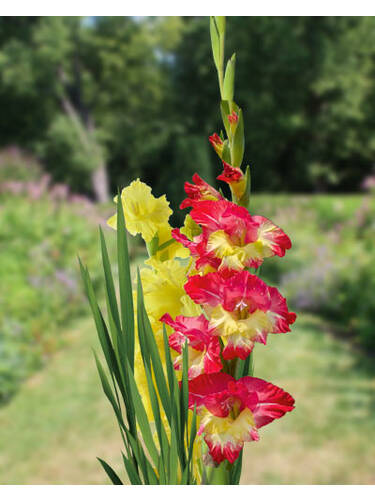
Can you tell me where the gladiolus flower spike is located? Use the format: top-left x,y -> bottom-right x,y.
82,16 -> 297,486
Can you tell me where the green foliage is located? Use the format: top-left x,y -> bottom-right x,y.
39,114 -> 98,193
223,53 -> 236,102
0,147 -> 43,184
80,199 -> 198,484
2,17 -> 375,206
0,17 -> 180,199
0,193 -> 108,403
172,17 -> 375,194
252,194 -> 375,352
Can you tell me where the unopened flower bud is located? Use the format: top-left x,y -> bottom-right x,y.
228,111 -> 238,124
209,133 -> 224,158
217,161 -> 246,201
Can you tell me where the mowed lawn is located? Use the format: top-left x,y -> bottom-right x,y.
1,311 -> 375,485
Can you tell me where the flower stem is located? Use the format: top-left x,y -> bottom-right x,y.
207,461 -> 233,485
218,32 -> 225,99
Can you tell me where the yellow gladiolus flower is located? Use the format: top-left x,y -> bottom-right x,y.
153,223 -> 190,261
141,259 -> 191,322
107,179 -> 172,242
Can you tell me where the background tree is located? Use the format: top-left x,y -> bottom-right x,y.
0,16 -> 182,201
1,16 -> 375,207
171,16 -> 375,194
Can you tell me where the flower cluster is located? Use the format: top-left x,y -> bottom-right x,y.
108,166 -> 296,468
163,169 -> 296,464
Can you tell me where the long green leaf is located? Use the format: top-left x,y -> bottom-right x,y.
124,429 -> 150,484
143,363 -> 170,483
238,165 -> 251,209
122,452 -> 142,485
116,190 -> 135,369
137,272 -> 171,420
231,449 -> 243,485
214,16 -> 226,35
231,108 -> 244,167
187,405 -> 197,465
180,342 -> 189,443
99,227 -> 121,333
162,325 -> 175,402
163,324 -> 182,439
136,270 -> 151,369
126,434 -> 158,485
80,262 -> 126,402
97,457 -> 123,485
210,16 -> 220,69
181,465 -> 190,485
223,53 -> 236,102
168,418 -> 179,485
125,358 -> 160,468
93,351 -> 125,429
220,100 -> 231,138
222,140 -> 231,164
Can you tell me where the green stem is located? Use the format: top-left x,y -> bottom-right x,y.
145,233 -> 159,257
207,461 -> 233,485
218,34 -> 225,98
156,237 -> 175,252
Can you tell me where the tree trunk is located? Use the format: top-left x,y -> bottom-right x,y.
58,67 -> 110,203
91,162 -> 110,203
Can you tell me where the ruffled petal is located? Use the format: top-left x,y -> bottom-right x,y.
188,372 -> 234,410
241,377 -> 295,429
184,272 -> 225,306
160,314 -> 223,378
180,173 -> 222,209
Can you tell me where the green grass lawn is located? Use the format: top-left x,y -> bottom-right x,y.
1,311 -> 374,484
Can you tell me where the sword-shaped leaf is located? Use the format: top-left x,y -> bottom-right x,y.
116,190 -> 135,369
97,458 -> 123,485
122,452 -> 141,485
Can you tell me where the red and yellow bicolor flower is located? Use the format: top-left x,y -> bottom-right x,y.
209,133 -> 224,158
180,173 -> 223,209
160,313 -> 222,379
174,198 -> 291,271
171,228 -> 221,274
188,372 -> 295,464
185,269 -> 296,360
217,161 -> 246,201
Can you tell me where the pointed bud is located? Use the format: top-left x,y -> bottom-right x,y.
217,161 -> 246,201
209,133 -> 224,158
228,111 -> 238,124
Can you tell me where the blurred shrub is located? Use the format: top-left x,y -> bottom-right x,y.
254,195 -> 375,352
0,147 -> 43,184
0,190 -> 113,404
38,114 -> 98,194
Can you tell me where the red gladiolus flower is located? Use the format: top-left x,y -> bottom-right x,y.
217,161 -> 246,200
188,372 -> 295,464
217,161 -> 244,184
171,228 -> 222,272
160,313 -> 222,378
180,173 -> 223,209
181,199 -> 291,271
209,133 -> 224,157
185,269 -> 296,360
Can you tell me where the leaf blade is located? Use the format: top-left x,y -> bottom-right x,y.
97,457 -> 123,485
